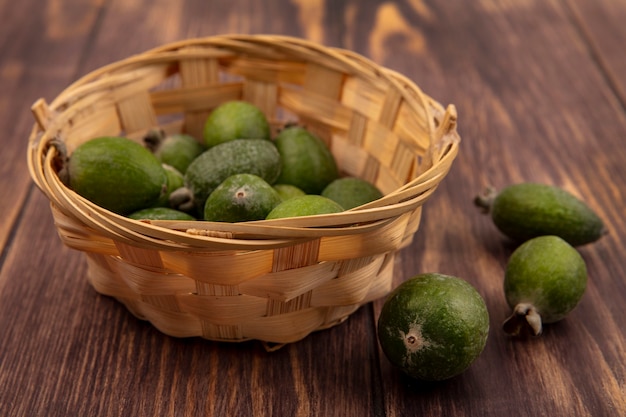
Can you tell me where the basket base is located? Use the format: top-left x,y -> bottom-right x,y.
83,249 -> 396,347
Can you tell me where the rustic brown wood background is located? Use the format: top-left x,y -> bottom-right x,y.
1,0 -> 625,416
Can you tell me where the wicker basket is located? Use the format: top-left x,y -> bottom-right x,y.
27,34 -> 460,348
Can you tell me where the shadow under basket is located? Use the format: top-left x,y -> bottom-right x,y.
27,34 -> 460,349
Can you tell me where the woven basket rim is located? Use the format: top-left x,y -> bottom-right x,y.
27,34 -> 460,251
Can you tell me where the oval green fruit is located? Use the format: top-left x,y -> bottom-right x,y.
128,207 -> 196,221
273,184 -> 306,201
377,273 -> 489,381
155,164 -> 185,207
321,177 -> 383,209
378,273 -> 489,381
204,174 -> 282,222
274,126 -> 339,194
502,235 -> 587,337
68,136 -> 167,215
180,139 -> 282,214
203,101 -> 271,148
144,130 -> 205,174
265,195 -> 344,220
475,182 -> 606,246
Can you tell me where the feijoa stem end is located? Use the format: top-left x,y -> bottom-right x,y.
503,303 -> 543,337
474,186 -> 497,214
143,128 -> 167,152
169,187 -> 195,213
50,138 -> 70,186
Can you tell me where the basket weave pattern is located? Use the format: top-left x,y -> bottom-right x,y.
27,35 -> 460,346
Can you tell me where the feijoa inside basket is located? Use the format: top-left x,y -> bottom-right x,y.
27,34 -> 460,348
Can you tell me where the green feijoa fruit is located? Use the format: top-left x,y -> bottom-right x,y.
502,235 -> 587,337
174,139 -> 282,214
265,195 -> 344,220
68,136 -> 167,215
144,130 -> 205,174
204,174 -> 282,222
474,182 -> 606,246
321,177 -> 383,210
273,184 -> 306,201
274,126 -> 339,195
128,207 -> 196,221
164,164 -> 184,191
203,101 -> 271,148
377,273 -> 489,381
155,164 -> 185,207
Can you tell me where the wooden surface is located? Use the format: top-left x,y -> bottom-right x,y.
1,1 -> 625,416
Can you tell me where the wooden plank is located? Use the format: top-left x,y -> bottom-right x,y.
565,0 -> 626,109
366,1 -> 626,416
0,0 -> 106,252
0,197 -> 380,417
0,0 -> 625,416
0,1 -> 380,416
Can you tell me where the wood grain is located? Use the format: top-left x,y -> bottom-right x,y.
0,0 -> 624,416
0,0 -> 105,252
566,0 -> 626,110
